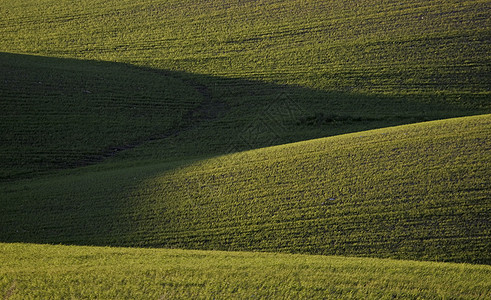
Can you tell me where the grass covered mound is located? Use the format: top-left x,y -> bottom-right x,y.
3,53 -> 483,183
1,0 -> 489,180
1,0 -> 489,99
1,243 -> 490,299
0,3 -> 489,298
2,115 -> 489,264
130,114 -> 491,264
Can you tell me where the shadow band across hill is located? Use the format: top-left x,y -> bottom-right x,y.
0,52 -> 484,182
2,114 -> 489,265
1,52 -> 490,265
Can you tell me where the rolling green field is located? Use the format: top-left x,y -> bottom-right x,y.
1,0 -> 490,180
1,0 -> 489,97
1,243 -> 490,299
1,115 -> 490,264
1,0 -> 490,298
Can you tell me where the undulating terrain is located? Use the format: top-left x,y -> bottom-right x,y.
0,0 -> 490,298
1,243 -> 490,299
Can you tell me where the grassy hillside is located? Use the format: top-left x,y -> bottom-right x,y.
1,0 -> 489,179
1,0 -> 489,98
1,243 -> 490,299
2,53 -> 482,182
2,115 -> 489,263
0,1 -> 490,296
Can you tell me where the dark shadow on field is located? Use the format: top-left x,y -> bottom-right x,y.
1,52 -> 487,181
0,52 -> 488,251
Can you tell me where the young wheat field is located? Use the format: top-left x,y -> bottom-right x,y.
0,0 -> 490,298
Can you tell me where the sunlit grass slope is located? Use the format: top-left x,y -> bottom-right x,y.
1,0 -> 489,100
1,243 -> 490,299
2,115 -> 489,263
127,114 -> 491,264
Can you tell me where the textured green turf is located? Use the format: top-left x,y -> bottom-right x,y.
2,115 -> 489,263
1,0 -> 489,98
1,0 -> 489,179
1,243 -> 490,299
2,52 -> 484,181
0,1 -> 489,296
0,53 -> 203,180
